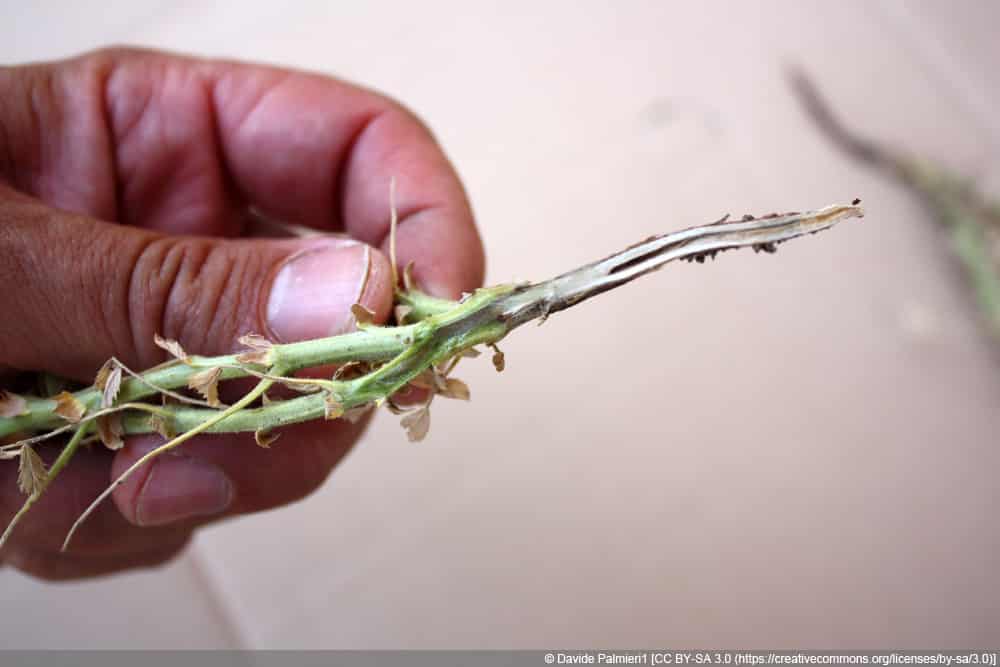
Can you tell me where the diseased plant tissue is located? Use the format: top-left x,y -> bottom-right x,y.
0,201 -> 863,551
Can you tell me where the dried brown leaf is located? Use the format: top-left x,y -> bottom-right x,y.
402,261 -> 416,291
332,361 -> 368,381
94,359 -> 114,391
53,391 -> 86,423
400,407 -> 430,443
351,303 -> 376,328
97,413 -> 124,451
324,394 -> 345,420
459,347 -> 481,358
255,429 -> 281,448
343,403 -> 374,424
148,413 -> 175,439
17,445 -> 48,496
0,390 -> 28,418
408,370 -> 436,390
188,367 -> 223,407
491,345 -> 505,372
440,377 -> 470,401
237,333 -> 273,349
95,360 -> 122,409
384,398 -> 407,416
236,334 -> 274,366
153,333 -> 189,362
280,378 -> 320,393
235,348 -> 273,366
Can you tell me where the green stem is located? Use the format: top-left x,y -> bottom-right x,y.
3,203 -> 864,446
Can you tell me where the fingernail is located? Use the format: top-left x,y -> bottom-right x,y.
265,240 -> 371,342
135,455 -> 233,527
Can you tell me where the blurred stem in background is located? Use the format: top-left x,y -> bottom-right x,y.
790,69 -> 1000,341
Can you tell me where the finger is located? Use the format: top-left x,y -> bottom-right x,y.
115,48 -> 486,297
1,48 -> 484,298
110,417 -> 367,527
3,538 -> 189,581
0,442 -> 192,558
0,184 -> 393,380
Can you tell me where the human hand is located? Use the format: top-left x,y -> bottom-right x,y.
0,47 -> 484,579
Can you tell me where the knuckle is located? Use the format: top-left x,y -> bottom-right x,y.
130,236 -> 261,362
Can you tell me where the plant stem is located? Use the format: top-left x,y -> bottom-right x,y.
110,204 -> 863,439
2,203 -> 863,447
789,68 -> 1000,338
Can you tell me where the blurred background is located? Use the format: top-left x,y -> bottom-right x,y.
2,0 -> 998,649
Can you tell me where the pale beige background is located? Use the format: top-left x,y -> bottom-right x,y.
1,0 -> 998,649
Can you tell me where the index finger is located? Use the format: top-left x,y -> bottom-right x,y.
101,48 -> 484,297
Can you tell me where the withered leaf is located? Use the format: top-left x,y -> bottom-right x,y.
148,413 -> 175,439
17,445 -> 48,496
408,370 -> 436,390
188,367 -> 223,407
254,429 -> 281,448
332,361 -> 371,381
400,407 -> 430,443
402,261 -> 416,291
491,345 -> 505,373
237,333 -> 273,349
235,348 -> 273,366
94,359 -> 114,391
53,391 -> 86,423
154,333 -> 189,362
459,347 -> 481,358
97,413 -> 124,451
439,377 -> 470,401
95,360 -> 122,409
343,403 -> 374,424
324,394 -> 345,420
0,390 -> 29,418
351,303 -> 376,328
280,378 -> 320,393
384,398 -> 407,416
235,334 -> 274,366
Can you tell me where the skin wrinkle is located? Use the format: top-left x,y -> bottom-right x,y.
162,239 -> 213,353
331,108 -> 384,234
129,236 -> 175,366
213,69 -> 301,218
0,69 -> 40,194
120,231 -> 155,370
212,68 -> 380,230
200,74 -> 246,239
104,59 -> 154,228
196,242 -> 246,352
108,58 -> 230,235
93,56 -> 122,224
25,71 -> 47,192
223,242 -> 271,344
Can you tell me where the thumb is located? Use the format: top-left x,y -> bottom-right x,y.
0,187 -> 394,379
